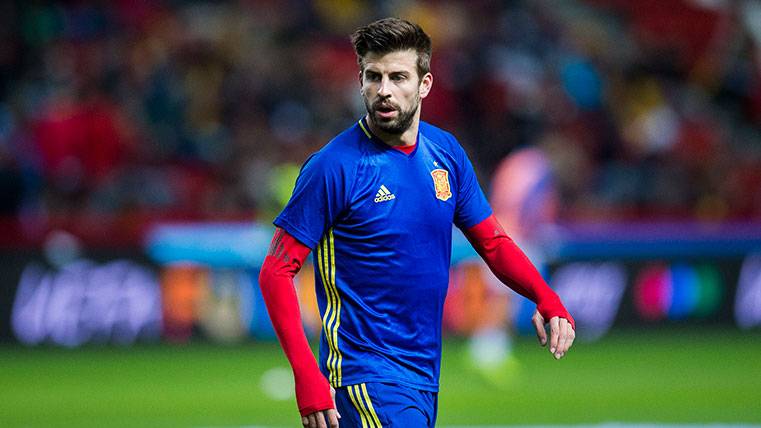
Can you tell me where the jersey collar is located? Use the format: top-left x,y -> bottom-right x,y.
358,117 -> 419,157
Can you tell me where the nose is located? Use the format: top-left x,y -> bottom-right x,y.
377,76 -> 391,97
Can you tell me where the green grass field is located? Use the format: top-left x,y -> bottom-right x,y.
1,328 -> 760,427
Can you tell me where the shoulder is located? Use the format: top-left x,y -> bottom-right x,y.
301,122 -> 366,176
419,120 -> 468,159
420,121 -> 464,153
300,124 -> 364,186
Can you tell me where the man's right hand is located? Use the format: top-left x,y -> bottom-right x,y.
301,387 -> 340,428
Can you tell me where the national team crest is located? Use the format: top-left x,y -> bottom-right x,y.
431,168 -> 452,201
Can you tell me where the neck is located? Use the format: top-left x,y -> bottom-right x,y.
365,109 -> 421,147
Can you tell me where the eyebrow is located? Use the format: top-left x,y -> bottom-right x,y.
364,69 -> 411,77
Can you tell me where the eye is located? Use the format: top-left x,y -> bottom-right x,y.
365,71 -> 381,82
390,73 -> 407,82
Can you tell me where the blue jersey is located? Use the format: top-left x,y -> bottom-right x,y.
274,118 -> 491,391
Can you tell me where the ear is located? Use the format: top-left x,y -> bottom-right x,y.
419,72 -> 433,99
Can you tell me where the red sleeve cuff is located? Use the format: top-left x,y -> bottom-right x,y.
299,401 -> 336,417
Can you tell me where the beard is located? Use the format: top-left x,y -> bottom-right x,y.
364,94 -> 419,135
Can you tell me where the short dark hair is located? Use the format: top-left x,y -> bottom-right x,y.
350,18 -> 432,78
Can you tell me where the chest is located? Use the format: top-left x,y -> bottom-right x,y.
342,147 -> 458,232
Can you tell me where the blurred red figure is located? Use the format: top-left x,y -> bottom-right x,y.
34,93 -> 127,196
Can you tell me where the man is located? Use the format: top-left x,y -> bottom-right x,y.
258,18 -> 575,428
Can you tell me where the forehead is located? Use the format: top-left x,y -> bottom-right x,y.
363,49 -> 418,74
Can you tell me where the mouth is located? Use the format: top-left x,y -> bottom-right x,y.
374,104 -> 398,119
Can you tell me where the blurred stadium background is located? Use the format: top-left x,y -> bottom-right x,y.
1,0 -> 760,426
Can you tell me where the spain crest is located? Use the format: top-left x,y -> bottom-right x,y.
431,168 -> 452,201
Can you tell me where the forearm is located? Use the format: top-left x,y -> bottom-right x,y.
259,264 -> 322,374
258,229 -> 333,415
464,215 -> 574,328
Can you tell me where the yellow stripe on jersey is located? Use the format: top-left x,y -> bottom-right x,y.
323,233 -> 338,385
358,119 -> 372,139
361,383 -> 383,427
317,228 -> 343,387
329,229 -> 343,385
348,384 -> 371,428
316,235 -> 335,385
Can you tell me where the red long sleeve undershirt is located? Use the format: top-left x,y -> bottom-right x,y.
258,215 -> 573,415
464,214 -> 574,329
258,229 -> 333,416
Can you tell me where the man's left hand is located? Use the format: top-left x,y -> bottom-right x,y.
532,310 -> 575,360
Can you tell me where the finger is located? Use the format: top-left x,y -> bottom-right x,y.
532,311 -> 547,346
555,318 -> 568,359
559,320 -> 577,359
549,316 -> 560,355
306,414 -> 316,428
326,409 -> 340,427
316,411 -> 328,428
330,387 -> 341,419
565,325 -> 576,355
302,416 -> 309,427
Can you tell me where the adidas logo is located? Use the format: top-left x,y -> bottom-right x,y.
374,185 -> 396,203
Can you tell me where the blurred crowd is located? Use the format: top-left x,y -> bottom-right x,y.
1,0 -> 760,245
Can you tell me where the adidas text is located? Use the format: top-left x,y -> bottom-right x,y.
374,194 -> 396,203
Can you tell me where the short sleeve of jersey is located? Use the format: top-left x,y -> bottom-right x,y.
274,150 -> 350,249
453,145 -> 492,230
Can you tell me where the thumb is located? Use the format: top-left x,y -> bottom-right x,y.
331,387 -> 341,419
532,310 -> 547,346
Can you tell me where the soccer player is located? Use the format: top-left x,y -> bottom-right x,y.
258,18 -> 575,428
